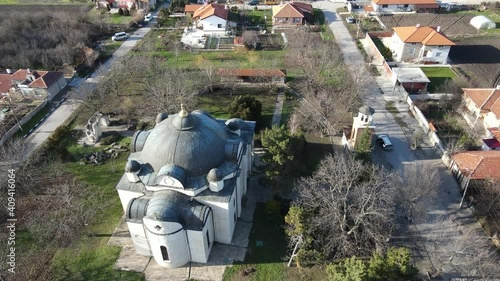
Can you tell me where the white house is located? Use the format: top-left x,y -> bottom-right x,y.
342,106 -> 376,150
371,0 -> 439,13
390,25 -> 455,64
462,87 -> 500,131
192,4 -> 229,33
116,106 -> 255,268
9,69 -> 67,100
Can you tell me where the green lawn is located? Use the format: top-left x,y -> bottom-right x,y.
280,95 -> 298,126
455,8 -> 500,33
246,9 -> 272,26
420,67 -> 456,93
196,87 -> 277,129
110,13 -> 133,25
223,201 -> 289,281
15,103 -> 50,137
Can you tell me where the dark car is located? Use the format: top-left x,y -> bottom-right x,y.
377,135 -> 393,151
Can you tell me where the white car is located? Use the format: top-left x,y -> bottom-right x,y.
346,17 -> 356,23
144,13 -> 153,22
111,32 -> 128,41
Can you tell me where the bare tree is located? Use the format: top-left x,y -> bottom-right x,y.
293,153 -> 397,258
426,218 -> 500,280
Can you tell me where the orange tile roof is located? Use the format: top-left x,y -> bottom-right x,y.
0,74 -> 13,94
193,3 -> 228,20
452,151 -> 500,179
463,88 -> 500,117
373,0 -> 437,4
218,68 -> 286,77
7,69 -> 63,89
488,128 -> 500,142
365,5 -> 375,12
393,26 -> 455,46
185,4 -> 203,13
273,2 -> 312,19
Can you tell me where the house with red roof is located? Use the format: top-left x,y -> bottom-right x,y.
192,4 -> 230,33
451,150 -> 500,189
272,2 -> 313,27
371,0 -> 439,14
0,73 -> 14,98
390,25 -> 455,64
462,87 -> 500,130
9,68 -> 67,100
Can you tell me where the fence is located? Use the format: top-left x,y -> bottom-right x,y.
404,95 -> 448,159
0,100 -> 48,146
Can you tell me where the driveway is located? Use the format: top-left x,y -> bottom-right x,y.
314,1 -> 491,278
22,3 -> 169,157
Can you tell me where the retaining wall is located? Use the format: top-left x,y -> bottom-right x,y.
0,100 -> 48,146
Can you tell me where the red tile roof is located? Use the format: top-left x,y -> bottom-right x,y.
193,4 -> 228,20
273,2 -> 312,19
373,0 -> 437,4
452,151 -> 500,179
8,69 -> 63,89
463,88 -> 500,118
217,68 -> 286,77
0,74 -> 13,94
488,127 -> 500,142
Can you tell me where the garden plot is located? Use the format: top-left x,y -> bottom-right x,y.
449,36 -> 500,88
379,14 -> 477,36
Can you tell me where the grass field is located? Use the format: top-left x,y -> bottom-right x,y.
49,135 -> 145,280
420,67 -> 456,93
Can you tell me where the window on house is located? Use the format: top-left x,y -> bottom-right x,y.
160,246 -> 169,261
217,24 -> 222,28
206,231 -> 211,247
409,48 -> 415,55
438,45 -> 444,48
411,43 -> 416,45
382,4 -> 388,8
436,52 -> 442,57
285,17 -> 288,21
404,4 -> 409,7
234,212 -> 237,223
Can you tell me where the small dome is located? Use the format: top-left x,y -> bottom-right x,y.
359,106 -> 375,115
207,168 -> 222,182
155,113 -> 168,125
225,118 -> 242,131
146,190 -> 189,223
125,160 -> 141,173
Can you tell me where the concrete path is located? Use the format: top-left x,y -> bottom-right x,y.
314,1 -> 490,278
271,89 -> 285,127
22,3 -> 170,157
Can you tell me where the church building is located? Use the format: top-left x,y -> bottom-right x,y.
116,106 -> 255,268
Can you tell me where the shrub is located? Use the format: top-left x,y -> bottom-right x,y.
228,95 -> 263,123
100,133 -> 120,145
123,8 -> 130,16
118,8 -> 124,15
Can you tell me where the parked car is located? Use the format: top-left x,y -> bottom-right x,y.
377,135 -> 393,151
144,13 -> 153,22
246,0 -> 259,5
346,17 -> 356,23
112,32 -> 128,41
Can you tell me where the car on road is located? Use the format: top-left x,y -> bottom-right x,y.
377,135 -> 393,150
144,13 -> 153,22
245,0 -> 259,5
346,17 -> 356,23
111,32 -> 128,41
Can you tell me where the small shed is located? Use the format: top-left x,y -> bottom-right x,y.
391,68 -> 430,94
470,16 -> 496,30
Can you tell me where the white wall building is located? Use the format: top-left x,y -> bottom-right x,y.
390,25 -> 455,64
192,4 -> 229,34
116,107 -> 255,268
371,0 -> 439,13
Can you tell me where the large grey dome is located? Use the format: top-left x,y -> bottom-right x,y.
140,110 -> 228,176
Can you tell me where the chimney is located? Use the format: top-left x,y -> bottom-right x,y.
27,68 -> 31,73
6,68 -> 11,74
416,23 -> 421,28
437,26 -> 441,32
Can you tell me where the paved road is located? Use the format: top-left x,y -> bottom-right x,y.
22,5 -> 167,156
314,1 -> 490,278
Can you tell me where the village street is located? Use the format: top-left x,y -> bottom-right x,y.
314,1 -> 488,278
22,2 -> 170,157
